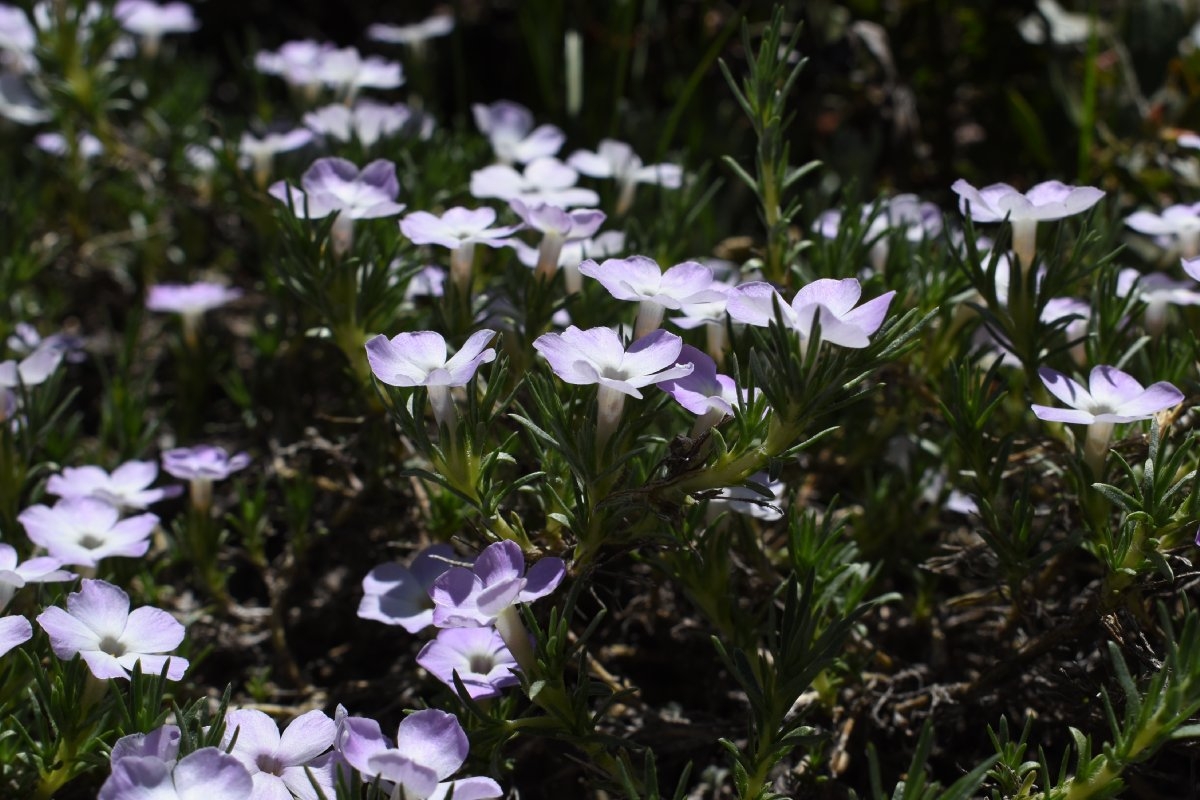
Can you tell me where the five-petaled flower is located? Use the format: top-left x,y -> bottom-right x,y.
401,207 -> 522,290
163,445 -> 250,511
358,544 -> 456,633
568,139 -> 683,215
219,708 -> 338,800
337,708 -> 502,800
19,498 -> 159,568
951,179 -> 1104,269
533,326 -> 694,446
270,157 -> 406,253
0,542 -> 74,609
37,578 -> 189,680
417,626 -> 520,700
1126,202 -> 1200,259
365,329 -> 496,434
727,278 -> 895,349
472,100 -> 565,165
580,255 -> 725,337
48,460 -> 182,511
99,747 -> 252,800
1032,365 -> 1183,474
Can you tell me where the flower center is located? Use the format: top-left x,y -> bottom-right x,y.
78,534 -> 104,549
468,653 -> 495,674
256,753 -> 284,775
98,635 -> 126,656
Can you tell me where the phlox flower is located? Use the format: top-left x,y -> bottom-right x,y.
533,326 -> 693,445
568,139 -> 683,214
37,578 -> 189,680
368,14 -> 454,56
430,541 -> 565,628
269,157 -> 405,220
114,0 -> 198,57
470,157 -> 598,209
147,281 -> 242,345
1126,203 -> 1200,259
19,498 -> 158,568
400,207 -> 522,290
163,445 -> 250,482
0,344 -> 63,420
312,46 -> 403,99
473,100 -> 565,164
417,626 -> 520,699
254,40 -> 334,97
402,265 -> 447,302
358,544 -> 456,633
304,100 -> 431,148
657,345 -> 753,436
1032,365 -> 1183,473
7,322 -> 86,363
0,542 -> 74,608
270,157 -> 405,254
147,281 -> 242,315
1116,267 -> 1200,335
219,708 -> 337,800
579,255 -> 725,337
336,708 -> 501,800
0,615 -> 32,657
47,460 -> 182,511
111,724 -> 182,763
237,128 -> 313,187
0,5 -> 35,69
99,747 -> 252,800
365,329 -> 496,434
815,193 -> 942,273
952,179 -> 1104,269
509,198 -> 605,279
163,444 -> 250,511
727,278 -> 895,349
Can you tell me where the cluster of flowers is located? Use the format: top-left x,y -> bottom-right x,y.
0,0 -> 198,135
360,540 -> 564,701
99,706 -> 499,800
0,445 -> 248,659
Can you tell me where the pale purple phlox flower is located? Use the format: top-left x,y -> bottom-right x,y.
726,278 -> 895,349
47,460 -> 182,511
304,100 -> 431,147
19,497 -> 158,568
473,100 -> 564,165
368,14 -> 454,46
1126,203 -> 1200,258
470,157 -> 598,208
37,578 -> 189,680
358,544 -> 457,633
0,542 -> 74,608
146,282 -> 242,316
99,747 -> 252,800
338,708 -> 502,800
1031,366 -> 1183,425
220,708 -> 337,800
417,626 -> 520,700
568,139 -> 682,214
162,445 -> 250,482
269,157 -> 405,221
0,615 -> 32,657
430,540 -> 565,628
